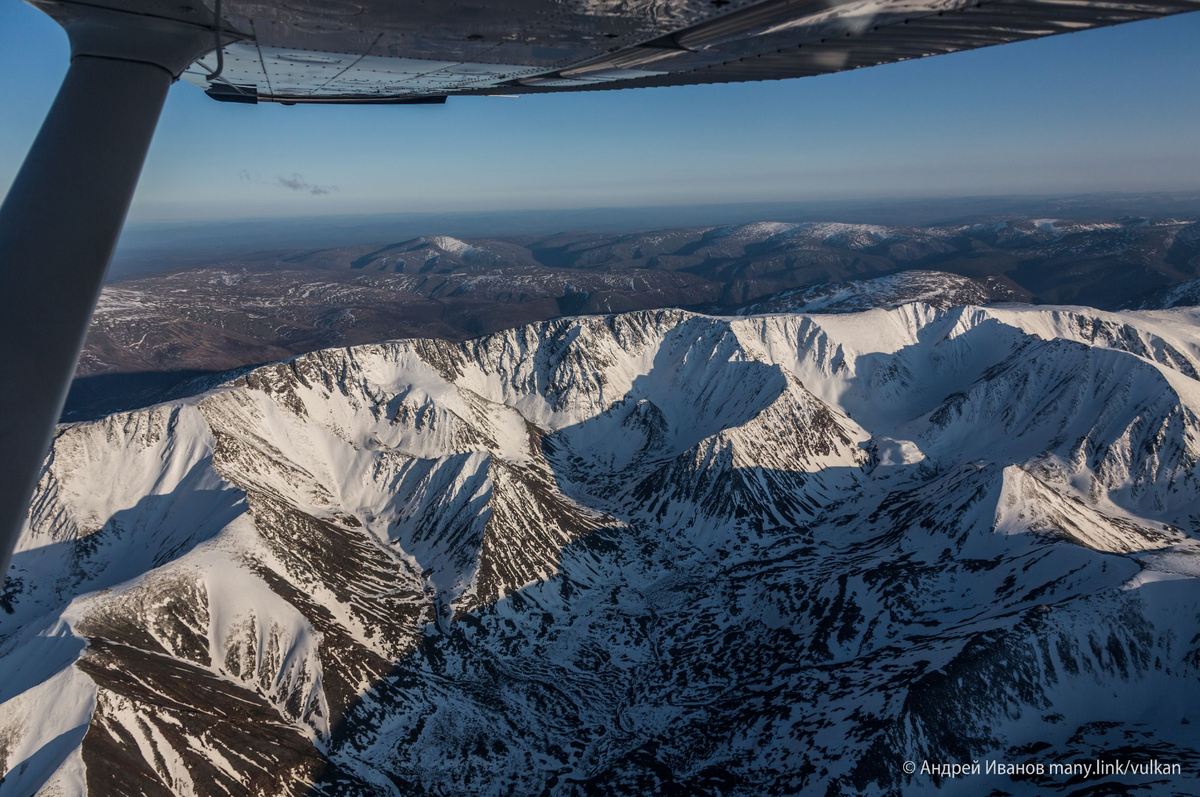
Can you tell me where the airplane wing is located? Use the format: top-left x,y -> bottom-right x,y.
29,0 -> 1200,104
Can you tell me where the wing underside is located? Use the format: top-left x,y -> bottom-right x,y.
28,0 -> 1200,102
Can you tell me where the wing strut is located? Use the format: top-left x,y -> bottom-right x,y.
0,8 -> 218,581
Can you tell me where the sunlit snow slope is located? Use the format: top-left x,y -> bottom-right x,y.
4,300 -> 1200,796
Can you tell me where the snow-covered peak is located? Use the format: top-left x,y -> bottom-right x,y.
4,301 -> 1200,796
428,235 -> 479,257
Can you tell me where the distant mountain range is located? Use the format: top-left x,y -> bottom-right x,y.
111,191 -> 1200,268
8,298 -> 1200,795
71,216 -> 1200,420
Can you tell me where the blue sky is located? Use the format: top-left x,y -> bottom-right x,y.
1,0 -> 1198,222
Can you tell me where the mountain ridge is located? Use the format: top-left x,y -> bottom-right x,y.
70,214 -> 1200,419
5,299 -> 1200,795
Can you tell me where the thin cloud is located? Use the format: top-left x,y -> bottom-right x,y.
277,173 -> 338,195
237,169 -> 337,195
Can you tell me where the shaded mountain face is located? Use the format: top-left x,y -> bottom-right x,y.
71,217 -> 1199,419
9,301 -> 1200,796
727,270 -> 999,314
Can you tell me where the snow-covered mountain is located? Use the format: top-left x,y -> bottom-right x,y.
730,271 -> 999,314
5,301 -> 1200,796
1126,277 -> 1200,311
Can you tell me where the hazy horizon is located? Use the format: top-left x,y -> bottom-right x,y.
105,190 -> 1200,275
3,1 -> 1199,224
118,189 -> 1200,229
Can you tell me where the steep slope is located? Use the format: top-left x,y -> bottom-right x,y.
4,302 -> 1200,796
